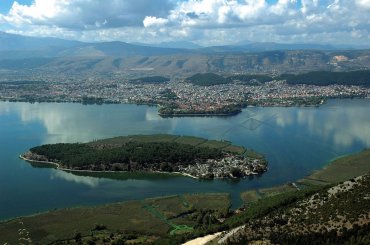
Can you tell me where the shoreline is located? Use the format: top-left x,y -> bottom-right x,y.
158,112 -> 240,117
19,154 -> 265,180
19,154 -> 201,179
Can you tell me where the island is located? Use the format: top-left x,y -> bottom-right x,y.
20,134 -> 267,179
5,149 -> 370,244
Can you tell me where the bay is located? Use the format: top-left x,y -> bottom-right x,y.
0,99 -> 370,220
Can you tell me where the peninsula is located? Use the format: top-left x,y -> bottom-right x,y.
20,134 -> 267,179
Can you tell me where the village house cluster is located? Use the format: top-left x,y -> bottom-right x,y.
177,154 -> 267,179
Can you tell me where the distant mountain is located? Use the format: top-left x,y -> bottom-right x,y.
0,31 -> 191,58
199,42 -> 337,53
58,41 -> 191,57
133,41 -> 202,49
0,31 -> 81,52
0,31 -> 369,76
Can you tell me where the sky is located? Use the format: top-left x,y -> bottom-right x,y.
0,0 -> 369,46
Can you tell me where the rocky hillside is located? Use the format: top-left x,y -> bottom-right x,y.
217,173 -> 370,245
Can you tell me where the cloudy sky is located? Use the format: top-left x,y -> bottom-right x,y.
0,0 -> 369,46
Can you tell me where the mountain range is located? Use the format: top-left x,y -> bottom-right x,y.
0,31 -> 369,77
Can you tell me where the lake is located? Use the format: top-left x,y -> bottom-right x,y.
1,99 -> 370,220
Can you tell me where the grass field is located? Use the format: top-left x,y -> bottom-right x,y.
299,149 -> 370,184
241,184 -> 297,204
240,190 -> 261,203
258,184 -> 297,196
144,195 -> 191,219
199,140 -> 231,149
223,145 -> 246,154
0,193 -> 230,244
0,201 -> 166,244
183,193 -> 231,216
174,136 -> 207,146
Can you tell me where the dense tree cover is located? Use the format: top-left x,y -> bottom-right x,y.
29,142 -> 223,170
278,70 -> 370,86
186,73 -> 232,86
130,76 -> 170,83
229,74 -> 273,84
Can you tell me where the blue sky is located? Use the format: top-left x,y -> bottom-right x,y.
0,0 -> 31,14
0,0 -> 369,46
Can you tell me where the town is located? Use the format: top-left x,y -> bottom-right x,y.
1,75 -> 369,116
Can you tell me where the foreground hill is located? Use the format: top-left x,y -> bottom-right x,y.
218,173 -> 370,245
214,149 -> 370,245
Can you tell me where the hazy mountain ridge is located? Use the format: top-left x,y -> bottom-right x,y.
4,51 -> 367,77
0,31 -> 370,76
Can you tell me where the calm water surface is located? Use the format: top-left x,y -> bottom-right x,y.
1,99 -> 370,220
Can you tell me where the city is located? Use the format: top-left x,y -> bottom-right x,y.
1,76 -> 369,116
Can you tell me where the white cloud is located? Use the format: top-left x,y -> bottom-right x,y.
0,0 -> 369,45
1,0 -> 174,29
356,0 -> 370,9
143,16 -> 168,28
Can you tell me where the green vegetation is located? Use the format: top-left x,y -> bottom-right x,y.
186,73 -> 232,86
23,135 -> 259,178
88,134 -> 245,154
226,173 -> 370,245
173,136 -> 207,146
158,88 -> 178,100
9,147 -> 370,244
199,140 -> 232,150
28,141 -> 223,170
158,104 -> 242,116
299,149 -> 370,185
130,76 -> 170,83
0,193 -> 230,244
278,70 -> 370,86
229,74 -> 273,84
230,186 -> 323,228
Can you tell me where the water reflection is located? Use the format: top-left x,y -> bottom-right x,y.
271,101 -> 370,148
1,99 -> 370,220
1,99 -> 370,156
51,170 -> 102,188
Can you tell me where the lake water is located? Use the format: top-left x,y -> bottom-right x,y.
1,99 -> 370,220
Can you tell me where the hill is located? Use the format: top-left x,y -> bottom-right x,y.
129,76 -> 170,83
0,32 -> 370,76
279,70 -> 370,86
186,73 -> 232,86
213,149 -> 370,245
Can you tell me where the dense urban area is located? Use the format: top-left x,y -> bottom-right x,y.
1,73 -> 369,116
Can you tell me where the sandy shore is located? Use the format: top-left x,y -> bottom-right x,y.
182,232 -> 221,245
